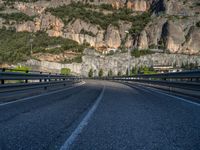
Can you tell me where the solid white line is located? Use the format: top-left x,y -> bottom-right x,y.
134,84 -> 200,107
0,81 -> 85,107
60,85 -> 105,150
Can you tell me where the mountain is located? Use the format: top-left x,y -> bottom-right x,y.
0,0 -> 200,75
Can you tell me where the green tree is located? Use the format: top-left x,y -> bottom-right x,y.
98,68 -> 103,77
126,68 -> 129,76
108,69 -> 113,77
117,71 -> 122,76
88,68 -> 93,78
61,68 -> 71,75
132,66 -> 138,75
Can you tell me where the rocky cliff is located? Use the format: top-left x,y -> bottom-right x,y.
0,0 -> 200,74
1,0 -> 199,54
20,48 -> 200,76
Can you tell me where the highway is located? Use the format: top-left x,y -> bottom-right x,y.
0,80 -> 200,150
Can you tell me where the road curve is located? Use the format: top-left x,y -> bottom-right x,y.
0,80 -> 200,150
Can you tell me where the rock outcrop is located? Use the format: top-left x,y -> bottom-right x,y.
105,25 -> 121,48
20,49 -> 200,76
162,21 -> 185,53
183,27 -> 200,54
0,0 -> 200,62
16,13 -> 64,37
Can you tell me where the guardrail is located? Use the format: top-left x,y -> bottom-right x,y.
0,68 -> 81,92
98,70 -> 200,98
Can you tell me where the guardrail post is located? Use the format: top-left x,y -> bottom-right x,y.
1,68 -> 5,84
40,72 -> 42,82
49,73 -> 51,82
25,70 -> 29,83
55,73 -> 57,81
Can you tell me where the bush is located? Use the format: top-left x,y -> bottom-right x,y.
131,49 -> 154,58
117,71 -> 122,76
11,66 -> 30,73
99,4 -> 113,10
129,12 -> 151,36
61,68 -> 71,75
196,21 -> 200,27
98,68 -> 103,77
0,13 -> 34,22
61,56 -> 82,64
108,69 -> 113,77
88,68 -> 93,77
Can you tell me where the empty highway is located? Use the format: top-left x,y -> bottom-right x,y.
0,80 -> 200,150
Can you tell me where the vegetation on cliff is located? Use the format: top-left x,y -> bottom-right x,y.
47,2 -> 151,33
2,0 -> 39,5
131,49 -> 154,58
0,29 -> 87,63
0,13 -> 34,23
61,68 -> 71,76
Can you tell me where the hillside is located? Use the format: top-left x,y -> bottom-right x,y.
0,0 -> 200,75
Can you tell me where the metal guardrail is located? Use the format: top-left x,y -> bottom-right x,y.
0,68 -> 79,83
97,70 -> 200,97
0,68 -> 81,92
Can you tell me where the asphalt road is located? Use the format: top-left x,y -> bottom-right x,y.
0,80 -> 200,150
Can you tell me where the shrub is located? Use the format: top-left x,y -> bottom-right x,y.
117,71 -> 122,76
131,49 -> 154,58
196,21 -> 200,27
61,68 -> 71,75
129,12 -> 151,36
108,69 -> 113,77
0,13 -> 34,22
12,66 -> 30,73
98,68 -> 103,77
88,68 -> 93,77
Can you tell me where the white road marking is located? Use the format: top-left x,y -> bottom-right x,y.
60,85 -> 105,150
132,83 -> 200,107
0,81 -> 85,107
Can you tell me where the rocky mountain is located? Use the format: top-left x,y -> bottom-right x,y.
0,0 -> 200,75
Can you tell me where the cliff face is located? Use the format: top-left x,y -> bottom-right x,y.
20,49 -> 200,76
0,0 -> 200,73
3,0 -> 198,54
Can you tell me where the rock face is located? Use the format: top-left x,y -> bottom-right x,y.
183,27 -> 200,54
16,13 -> 64,37
20,49 -> 200,76
105,25 -> 121,48
138,30 -> 148,49
63,19 -> 105,48
127,0 -> 149,11
138,15 -> 200,54
162,21 -> 185,53
0,0 -> 200,67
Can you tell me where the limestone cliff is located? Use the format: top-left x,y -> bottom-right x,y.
1,0 -> 199,54
20,49 -> 200,76
0,0 -> 200,73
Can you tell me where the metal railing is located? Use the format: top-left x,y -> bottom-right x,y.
98,70 -> 200,97
0,68 -> 81,92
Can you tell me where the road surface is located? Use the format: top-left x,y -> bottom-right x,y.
0,80 -> 200,150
